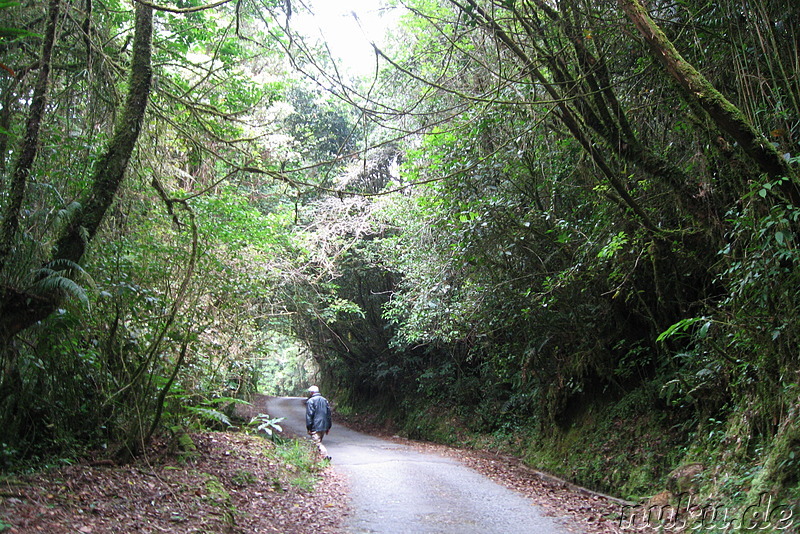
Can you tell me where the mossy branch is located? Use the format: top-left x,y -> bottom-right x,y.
619,0 -> 800,201
0,3 -> 154,341
54,2 -> 154,264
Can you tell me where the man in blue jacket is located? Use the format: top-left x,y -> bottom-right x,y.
305,385 -> 332,460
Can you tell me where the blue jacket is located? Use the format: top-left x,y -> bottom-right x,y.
305,393 -> 332,433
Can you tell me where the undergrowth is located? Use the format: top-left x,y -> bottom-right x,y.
272,437 -> 328,491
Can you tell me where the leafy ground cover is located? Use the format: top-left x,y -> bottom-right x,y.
0,432 -> 347,533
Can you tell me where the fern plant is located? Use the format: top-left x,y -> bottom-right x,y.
27,259 -> 95,309
185,406 -> 233,428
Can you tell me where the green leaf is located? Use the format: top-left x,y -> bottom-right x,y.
656,317 -> 708,342
698,321 -> 711,338
597,231 -> 628,259
250,414 -> 285,438
186,406 -> 233,427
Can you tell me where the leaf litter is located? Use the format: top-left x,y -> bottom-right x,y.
0,432 -> 348,533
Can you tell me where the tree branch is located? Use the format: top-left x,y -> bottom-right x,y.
619,0 -> 799,198
132,0 -> 231,14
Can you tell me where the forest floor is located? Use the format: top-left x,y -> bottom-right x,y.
0,402 -> 650,533
0,431 -> 348,533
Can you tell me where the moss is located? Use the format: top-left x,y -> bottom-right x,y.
230,469 -> 257,487
393,396 -> 465,444
169,425 -> 199,463
512,387 -> 686,499
201,475 -> 237,530
203,475 -> 232,505
746,406 -> 800,507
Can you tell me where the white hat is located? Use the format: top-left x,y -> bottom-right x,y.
307,385 -> 320,394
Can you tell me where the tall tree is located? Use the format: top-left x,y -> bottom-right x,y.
0,2 -> 153,342
0,0 -> 62,273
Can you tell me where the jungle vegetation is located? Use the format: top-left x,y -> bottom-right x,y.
1,0 -> 799,520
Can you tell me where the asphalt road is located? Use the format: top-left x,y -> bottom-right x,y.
264,396 -> 576,534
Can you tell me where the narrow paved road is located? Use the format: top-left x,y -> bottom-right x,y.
264,397 -> 577,534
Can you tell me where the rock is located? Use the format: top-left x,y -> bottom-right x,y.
647,489 -> 674,508
666,462 -> 704,495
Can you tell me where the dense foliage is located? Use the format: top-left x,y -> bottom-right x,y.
2,0 -> 799,522
291,0 -> 800,511
0,0 -> 351,463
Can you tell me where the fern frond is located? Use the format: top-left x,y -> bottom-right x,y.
37,259 -> 96,288
28,274 -> 90,309
43,258 -> 89,276
22,258 -> 97,310
186,406 -> 233,427
53,201 -> 82,229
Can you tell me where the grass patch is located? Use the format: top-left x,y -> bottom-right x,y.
271,438 -> 326,491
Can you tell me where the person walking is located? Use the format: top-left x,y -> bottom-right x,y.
305,385 -> 332,460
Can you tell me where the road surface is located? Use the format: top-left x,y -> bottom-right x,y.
264,396 -> 577,534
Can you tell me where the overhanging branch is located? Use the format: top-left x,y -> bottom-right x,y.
133,0 -> 231,14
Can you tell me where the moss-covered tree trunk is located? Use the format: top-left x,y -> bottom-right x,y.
0,0 -> 61,273
619,0 -> 799,200
54,3 -> 153,264
0,3 -> 154,342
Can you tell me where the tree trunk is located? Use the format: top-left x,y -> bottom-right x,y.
0,0 -> 61,274
619,0 -> 800,200
0,3 -> 154,342
54,2 -> 153,263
